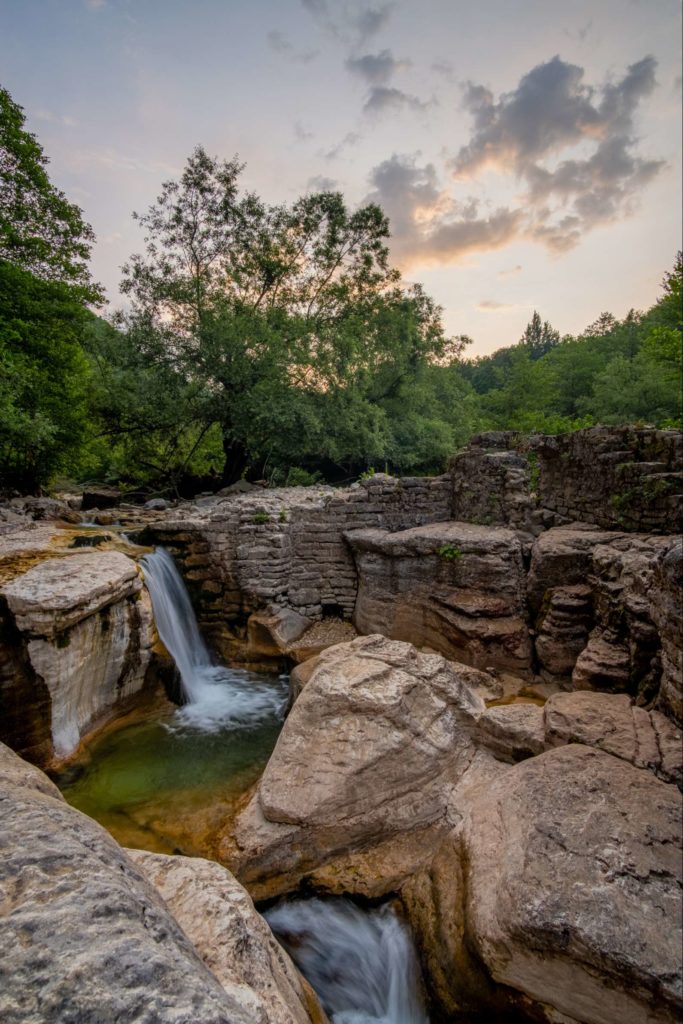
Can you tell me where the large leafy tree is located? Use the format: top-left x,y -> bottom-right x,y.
0,86 -> 101,490
112,146 -> 459,483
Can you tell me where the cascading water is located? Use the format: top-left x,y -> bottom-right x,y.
141,547 -> 286,731
265,897 -> 429,1024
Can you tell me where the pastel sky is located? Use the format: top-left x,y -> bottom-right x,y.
1,0 -> 681,355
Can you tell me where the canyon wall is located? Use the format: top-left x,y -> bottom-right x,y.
0,551 -> 154,766
147,427 -> 682,723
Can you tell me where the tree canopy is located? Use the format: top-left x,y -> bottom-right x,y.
0,86 -> 100,491
0,81 -> 680,496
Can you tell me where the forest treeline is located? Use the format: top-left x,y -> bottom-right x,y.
1,85 -> 681,495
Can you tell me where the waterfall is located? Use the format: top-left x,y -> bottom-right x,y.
141,547 -> 286,731
265,897 -> 429,1024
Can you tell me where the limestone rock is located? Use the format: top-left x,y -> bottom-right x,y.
534,583 -> 592,682
129,851 -> 327,1024
649,543 -> 683,726
3,550 -> 141,635
225,635 -> 485,899
246,605 -> 313,659
1,552 -> 154,762
0,742 -> 255,1024
346,523 -> 532,676
476,703 -> 545,763
460,745 -> 683,1024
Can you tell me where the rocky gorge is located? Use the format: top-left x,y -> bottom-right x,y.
0,426 -> 681,1024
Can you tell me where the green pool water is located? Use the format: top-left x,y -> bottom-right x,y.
55,679 -> 288,856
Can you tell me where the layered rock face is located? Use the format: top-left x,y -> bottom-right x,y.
0,551 -> 153,764
148,474 -> 451,659
346,522 -> 532,675
451,426 -> 682,534
529,527 -> 681,721
0,741 -> 325,1024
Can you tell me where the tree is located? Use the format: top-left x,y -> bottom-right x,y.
0,87 -> 100,301
519,310 -> 561,360
114,147 -> 460,483
0,86 -> 100,491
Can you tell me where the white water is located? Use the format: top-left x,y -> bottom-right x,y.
141,547 -> 286,731
265,897 -> 429,1024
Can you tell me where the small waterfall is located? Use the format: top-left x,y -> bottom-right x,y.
141,547 -> 286,731
265,897 -> 429,1024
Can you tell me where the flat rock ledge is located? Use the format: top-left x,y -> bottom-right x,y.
2,550 -> 141,635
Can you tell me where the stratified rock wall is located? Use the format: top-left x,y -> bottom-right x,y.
0,552 -> 154,763
149,474 -> 450,656
346,522 -> 533,676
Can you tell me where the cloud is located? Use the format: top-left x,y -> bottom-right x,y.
267,30 -> 319,63
300,0 -> 394,44
294,120 -> 314,142
364,153 -> 522,268
449,55 -> 664,253
363,85 -> 432,116
477,299 -> 518,312
345,49 -> 410,84
307,174 -> 339,191
323,131 -> 362,160
497,264 -> 522,279
361,57 -> 664,272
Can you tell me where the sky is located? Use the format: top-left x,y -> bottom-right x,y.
1,0 -> 681,355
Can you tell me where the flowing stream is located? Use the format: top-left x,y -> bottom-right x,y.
265,897 -> 429,1024
56,546 -> 287,854
140,547 -> 285,730
58,546 -> 430,1021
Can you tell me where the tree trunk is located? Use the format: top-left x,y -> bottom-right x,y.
221,430 -> 248,485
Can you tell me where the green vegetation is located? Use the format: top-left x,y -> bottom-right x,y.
1,83 -> 680,495
252,512 -> 270,525
437,543 -> 463,561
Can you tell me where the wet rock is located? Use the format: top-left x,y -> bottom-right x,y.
346,522 -> 532,676
0,742 -> 256,1024
129,851 -> 327,1024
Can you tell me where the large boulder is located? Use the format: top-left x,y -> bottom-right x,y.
0,552 -> 153,762
405,745 -> 683,1024
346,523 -> 532,676
224,635 -> 487,900
129,851 -> 327,1024
0,742 -> 255,1024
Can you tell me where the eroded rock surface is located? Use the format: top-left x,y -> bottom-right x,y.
346,523 -> 532,675
129,851 -> 327,1024
0,551 -> 154,762
460,745 -> 682,1024
0,742 -> 256,1024
225,635 -> 487,899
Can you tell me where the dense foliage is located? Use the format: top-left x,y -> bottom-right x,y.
0,87 -> 101,490
0,83 -> 680,495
